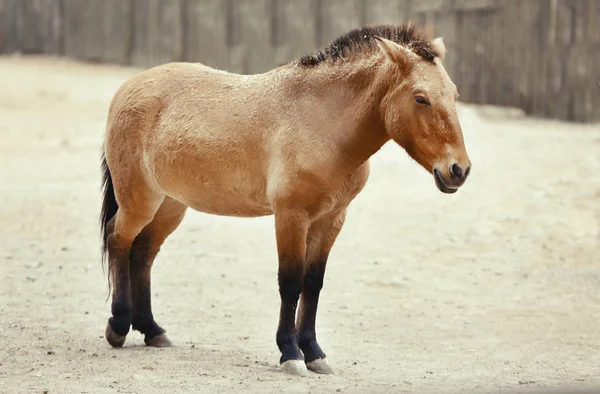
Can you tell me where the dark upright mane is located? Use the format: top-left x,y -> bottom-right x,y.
298,23 -> 439,68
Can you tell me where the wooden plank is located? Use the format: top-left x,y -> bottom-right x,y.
507,2 -> 530,108
62,0 -> 93,59
453,10 -> 466,101
454,0 -> 499,11
463,11 -> 480,104
582,0 -> 599,119
543,0 -> 556,118
479,10 -> 491,105
463,11 -> 477,103
272,0 -> 319,66
0,0 -> 24,53
423,11 -> 436,37
531,0 -> 547,116
499,2 -> 520,108
544,0 -> 575,121
63,0 -> 132,64
593,46 -> 600,122
486,2 -> 504,106
470,8 -> 488,104
20,0 -> 63,55
363,0 -> 407,26
567,42 -> 592,122
454,10 -> 466,102
528,0 -> 549,117
470,10 -> 482,104
411,11 -> 426,28
402,0 -> 413,22
100,0 -> 133,64
471,9 -> 482,104
318,0 -> 363,46
410,0 -> 445,14
229,0 -> 273,74
493,3 -> 507,106
529,1 -> 546,115
552,0 -> 574,120
589,0 -> 600,44
544,45 -> 562,119
131,0 -> 184,68
185,0 -> 230,70
570,0 -> 587,44
517,0 -> 542,114
568,0 -> 593,122
555,0 -> 574,46
434,11 -> 459,82
478,10 -> 492,106
130,0 -> 149,66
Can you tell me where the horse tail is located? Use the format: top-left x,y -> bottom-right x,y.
100,147 -> 118,291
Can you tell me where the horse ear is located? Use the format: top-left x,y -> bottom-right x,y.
373,36 -> 412,69
431,37 -> 446,60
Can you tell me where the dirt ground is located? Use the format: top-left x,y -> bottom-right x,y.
0,55 -> 599,394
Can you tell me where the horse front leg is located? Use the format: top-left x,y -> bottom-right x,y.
297,210 -> 346,374
274,209 -> 310,376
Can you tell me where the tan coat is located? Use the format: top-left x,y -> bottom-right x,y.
100,23 -> 472,376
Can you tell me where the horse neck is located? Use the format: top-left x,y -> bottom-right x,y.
286,60 -> 391,170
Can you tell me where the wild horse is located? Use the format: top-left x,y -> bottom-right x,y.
99,23 -> 471,376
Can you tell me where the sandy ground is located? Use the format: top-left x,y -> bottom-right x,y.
0,55 -> 599,394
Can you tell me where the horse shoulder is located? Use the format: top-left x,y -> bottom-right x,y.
266,155 -> 370,220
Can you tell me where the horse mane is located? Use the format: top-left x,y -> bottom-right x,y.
297,23 -> 439,68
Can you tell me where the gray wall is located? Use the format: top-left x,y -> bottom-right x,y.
1,0 -> 598,122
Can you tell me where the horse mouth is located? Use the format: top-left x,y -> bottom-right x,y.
433,169 -> 458,194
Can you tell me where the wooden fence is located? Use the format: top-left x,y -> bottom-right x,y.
0,0 -> 598,123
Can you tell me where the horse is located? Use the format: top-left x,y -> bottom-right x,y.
99,23 -> 472,377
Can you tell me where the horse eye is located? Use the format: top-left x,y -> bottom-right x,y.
415,96 -> 429,106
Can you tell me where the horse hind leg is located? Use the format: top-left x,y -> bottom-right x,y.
104,190 -> 164,348
129,197 -> 187,347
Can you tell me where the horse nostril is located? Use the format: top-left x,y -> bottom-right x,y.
450,163 -> 463,178
464,166 -> 471,178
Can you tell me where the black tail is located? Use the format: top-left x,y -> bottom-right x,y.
100,149 -> 118,290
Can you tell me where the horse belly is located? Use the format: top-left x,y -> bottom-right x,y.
164,175 -> 272,217
184,190 -> 272,217
147,152 -> 273,217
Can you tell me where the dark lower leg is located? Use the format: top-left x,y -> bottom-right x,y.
297,260 -> 327,362
276,262 -> 304,363
127,198 -> 186,344
108,242 -> 133,337
105,193 -> 165,347
130,241 -> 165,340
273,209 -> 310,366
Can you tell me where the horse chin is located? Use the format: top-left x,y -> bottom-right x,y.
433,168 -> 458,194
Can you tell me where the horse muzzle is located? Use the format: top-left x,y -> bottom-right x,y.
433,164 -> 470,194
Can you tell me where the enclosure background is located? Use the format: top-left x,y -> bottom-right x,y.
1,0 -> 598,123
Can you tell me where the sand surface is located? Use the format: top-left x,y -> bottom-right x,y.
0,56 -> 599,394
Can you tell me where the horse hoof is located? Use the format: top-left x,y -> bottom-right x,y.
306,358 -> 333,374
105,322 -> 126,348
281,360 -> 310,377
145,333 -> 173,347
